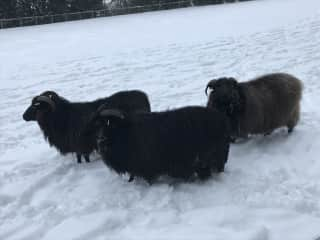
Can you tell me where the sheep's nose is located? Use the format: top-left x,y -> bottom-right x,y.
23,106 -> 37,121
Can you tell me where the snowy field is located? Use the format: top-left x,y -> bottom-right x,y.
1,0 -> 320,239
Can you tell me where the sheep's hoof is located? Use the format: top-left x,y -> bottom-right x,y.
216,165 -> 225,173
197,167 -> 211,180
288,127 -> 294,133
76,154 -> 82,164
128,175 -> 135,182
230,137 -> 237,143
264,131 -> 273,136
85,155 -> 90,163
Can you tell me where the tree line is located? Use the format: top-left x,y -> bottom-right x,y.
0,0 -> 249,19
0,0 -> 104,18
110,0 -> 249,8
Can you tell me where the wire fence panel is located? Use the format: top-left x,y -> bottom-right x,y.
0,0 -> 252,29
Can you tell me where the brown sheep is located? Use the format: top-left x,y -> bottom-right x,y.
205,73 -> 302,139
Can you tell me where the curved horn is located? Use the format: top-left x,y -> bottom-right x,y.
205,84 -> 210,96
97,103 -> 109,113
36,96 -> 56,111
205,82 -> 214,96
99,109 -> 125,119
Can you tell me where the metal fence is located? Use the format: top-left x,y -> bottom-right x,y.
0,0 -> 249,29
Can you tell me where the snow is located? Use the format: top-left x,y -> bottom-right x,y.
1,0 -> 320,239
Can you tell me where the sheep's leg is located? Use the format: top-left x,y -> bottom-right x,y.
264,131 -> 273,136
287,117 -> 297,133
76,154 -> 82,164
287,116 -> 298,133
84,154 -> 90,163
219,140 -> 230,172
196,154 -> 212,180
196,166 -> 211,180
128,174 -> 135,182
230,136 -> 237,143
146,178 -> 155,185
287,105 -> 300,133
239,133 -> 249,140
231,133 -> 249,143
213,138 -> 230,173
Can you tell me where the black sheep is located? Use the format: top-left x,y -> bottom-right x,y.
205,73 -> 302,139
86,106 -> 231,183
23,90 -> 151,163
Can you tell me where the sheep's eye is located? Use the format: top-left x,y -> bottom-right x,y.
33,102 -> 40,107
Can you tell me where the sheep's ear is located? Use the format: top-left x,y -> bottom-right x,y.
228,78 -> 238,86
40,91 -> 59,100
99,109 -> 125,120
205,80 -> 217,96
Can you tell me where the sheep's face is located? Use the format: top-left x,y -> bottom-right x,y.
83,116 -> 106,143
206,77 -> 242,116
84,109 -> 126,153
23,91 -> 58,121
96,120 -> 113,151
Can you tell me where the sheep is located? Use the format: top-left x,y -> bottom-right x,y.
205,73 -> 302,139
86,106 -> 231,183
23,90 -> 151,163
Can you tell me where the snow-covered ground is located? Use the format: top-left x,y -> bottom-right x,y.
1,0 -> 320,239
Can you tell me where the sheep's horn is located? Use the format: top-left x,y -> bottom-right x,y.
99,109 -> 125,119
205,80 -> 217,96
36,96 -> 56,111
205,85 -> 210,96
205,83 -> 213,96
